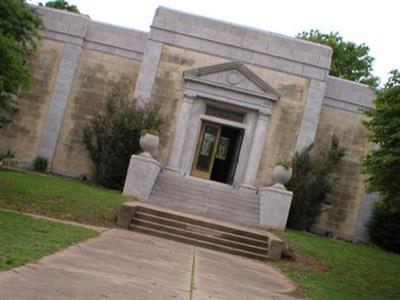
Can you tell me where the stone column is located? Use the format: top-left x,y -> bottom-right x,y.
241,113 -> 269,188
167,94 -> 195,172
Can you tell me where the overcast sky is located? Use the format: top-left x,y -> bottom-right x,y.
28,0 -> 399,83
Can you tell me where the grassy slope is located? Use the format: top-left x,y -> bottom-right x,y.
0,170 -> 127,227
0,210 -> 97,271
273,230 -> 400,300
1,170 -> 399,298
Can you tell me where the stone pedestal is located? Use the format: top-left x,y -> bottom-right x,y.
122,154 -> 161,200
259,185 -> 293,230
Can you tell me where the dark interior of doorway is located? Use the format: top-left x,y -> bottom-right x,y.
210,125 -> 243,184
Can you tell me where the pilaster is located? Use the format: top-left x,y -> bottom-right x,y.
37,42 -> 83,167
167,94 -> 195,171
241,112 -> 269,188
133,40 -> 163,104
295,79 -> 327,152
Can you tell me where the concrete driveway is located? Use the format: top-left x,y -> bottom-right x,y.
0,229 -> 305,299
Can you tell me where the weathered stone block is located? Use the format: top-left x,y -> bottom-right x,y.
122,154 -> 161,200
117,202 -> 137,228
259,185 -> 293,231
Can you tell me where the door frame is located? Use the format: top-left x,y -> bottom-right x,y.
175,94 -> 270,189
191,121 -> 222,179
191,119 -> 245,183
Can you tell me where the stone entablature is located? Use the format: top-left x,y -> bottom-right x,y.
324,76 -> 375,113
151,7 -> 332,81
38,6 -> 148,60
0,5 -> 377,241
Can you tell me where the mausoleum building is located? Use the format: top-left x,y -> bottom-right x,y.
0,6 -> 377,241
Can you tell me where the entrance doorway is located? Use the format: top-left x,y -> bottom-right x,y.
191,121 -> 244,184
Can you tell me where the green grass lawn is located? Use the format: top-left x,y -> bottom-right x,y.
0,169 -> 127,227
0,210 -> 97,271
1,169 -> 399,299
273,230 -> 400,300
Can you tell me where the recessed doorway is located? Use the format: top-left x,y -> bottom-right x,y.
191,121 -> 244,184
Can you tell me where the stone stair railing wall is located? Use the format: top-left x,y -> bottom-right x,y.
123,152 -> 293,231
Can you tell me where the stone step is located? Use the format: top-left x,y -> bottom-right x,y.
135,204 -> 266,241
147,196 -> 259,227
131,217 -> 269,254
151,185 -> 260,206
152,182 -> 207,196
134,211 -> 268,248
155,172 -> 258,197
145,196 -> 207,215
118,202 -> 284,260
149,190 -> 259,213
154,177 -> 258,200
202,209 -> 259,226
129,224 -> 270,261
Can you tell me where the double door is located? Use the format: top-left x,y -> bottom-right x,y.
191,122 -> 243,184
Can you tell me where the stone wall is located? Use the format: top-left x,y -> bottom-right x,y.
137,6 -> 332,185
0,5 -> 377,240
0,39 -> 63,164
312,77 -> 376,238
0,6 -> 147,174
52,49 -> 141,176
151,45 -> 310,185
256,72 -> 309,186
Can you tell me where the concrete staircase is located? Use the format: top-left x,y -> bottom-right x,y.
118,202 -> 283,260
145,171 -> 260,227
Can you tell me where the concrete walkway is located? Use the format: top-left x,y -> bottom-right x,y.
0,229 -> 305,300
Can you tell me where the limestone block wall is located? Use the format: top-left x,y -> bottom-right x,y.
52,49 -> 141,176
150,45 -> 310,184
138,6 -> 333,185
152,46 -> 226,164
0,39 -> 63,163
312,77 -> 376,239
256,72 -> 309,186
0,5 -> 377,240
0,6 -> 147,174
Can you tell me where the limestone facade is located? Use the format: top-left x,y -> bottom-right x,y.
0,6 -> 376,241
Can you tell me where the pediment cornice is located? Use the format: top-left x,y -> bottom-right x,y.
183,61 -> 281,101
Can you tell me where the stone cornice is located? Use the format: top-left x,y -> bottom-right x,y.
184,61 -> 281,102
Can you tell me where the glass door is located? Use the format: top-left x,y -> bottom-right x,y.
191,122 -> 222,179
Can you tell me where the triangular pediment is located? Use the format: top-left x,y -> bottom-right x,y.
183,61 -> 281,101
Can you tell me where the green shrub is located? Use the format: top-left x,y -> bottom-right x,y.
368,202 -> 400,253
286,135 -> 345,231
33,156 -> 48,173
83,88 -> 167,190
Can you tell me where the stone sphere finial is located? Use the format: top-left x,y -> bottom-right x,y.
139,133 -> 159,157
272,165 -> 292,189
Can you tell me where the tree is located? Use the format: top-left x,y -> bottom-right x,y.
286,136 -> 345,231
362,69 -> 400,253
0,0 -> 42,128
362,69 -> 400,210
297,30 -> 379,88
83,88 -> 167,190
41,0 -> 79,13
